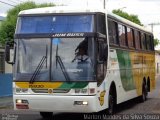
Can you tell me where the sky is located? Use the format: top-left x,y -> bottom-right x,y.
1,0 -> 160,49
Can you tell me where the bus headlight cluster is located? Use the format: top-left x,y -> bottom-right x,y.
16,88 -> 28,93
75,89 -> 87,94
75,88 -> 96,95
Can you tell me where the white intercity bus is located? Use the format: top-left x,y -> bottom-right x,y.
5,6 -> 155,118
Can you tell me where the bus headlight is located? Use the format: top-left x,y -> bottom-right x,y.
16,88 -> 28,93
75,89 -> 87,94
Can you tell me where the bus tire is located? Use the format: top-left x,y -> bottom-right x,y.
107,83 -> 117,115
40,112 -> 53,119
108,94 -> 114,115
147,78 -> 150,92
139,83 -> 148,102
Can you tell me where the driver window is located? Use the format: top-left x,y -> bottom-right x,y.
97,40 -> 107,86
72,38 -> 90,63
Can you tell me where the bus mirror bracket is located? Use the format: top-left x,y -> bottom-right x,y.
5,41 -> 16,65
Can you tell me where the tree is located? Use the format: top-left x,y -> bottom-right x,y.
154,38 -> 160,47
0,2 -> 55,45
112,9 -> 143,26
112,9 -> 160,47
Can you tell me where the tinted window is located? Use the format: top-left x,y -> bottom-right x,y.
118,24 -> 127,46
127,27 -> 134,48
97,14 -> 106,34
141,33 -> 147,50
146,34 -> 152,50
108,19 -> 118,45
17,15 -> 94,34
134,31 -> 141,49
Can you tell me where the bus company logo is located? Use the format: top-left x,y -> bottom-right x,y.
48,89 -> 53,94
29,84 -> 44,88
98,90 -> 106,106
52,33 -> 84,37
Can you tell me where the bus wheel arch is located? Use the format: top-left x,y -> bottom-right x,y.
108,81 -> 117,114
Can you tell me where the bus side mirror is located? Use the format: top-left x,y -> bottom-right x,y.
5,44 -> 10,62
5,42 -> 15,65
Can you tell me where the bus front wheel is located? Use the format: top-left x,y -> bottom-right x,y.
108,94 -> 114,115
40,112 -> 53,119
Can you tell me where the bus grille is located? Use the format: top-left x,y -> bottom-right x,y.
31,89 -> 70,93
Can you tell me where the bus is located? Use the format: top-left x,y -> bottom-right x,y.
5,6 -> 155,118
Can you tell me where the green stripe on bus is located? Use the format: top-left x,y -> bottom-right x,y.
72,82 -> 88,88
59,82 -> 88,89
117,50 -> 135,91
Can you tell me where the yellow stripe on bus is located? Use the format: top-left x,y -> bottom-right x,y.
15,82 -> 63,89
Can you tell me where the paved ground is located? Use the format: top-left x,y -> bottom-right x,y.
0,96 -> 13,109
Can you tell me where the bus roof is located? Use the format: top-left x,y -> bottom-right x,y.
19,6 -> 152,34
19,6 -> 105,15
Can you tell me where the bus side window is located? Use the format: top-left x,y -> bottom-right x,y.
97,40 -> 107,86
108,19 -> 118,45
118,24 -> 127,47
146,34 -> 152,51
127,27 -> 135,48
151,35 -> 155,51
134,30 -> 141,49
141,33 -> 147,50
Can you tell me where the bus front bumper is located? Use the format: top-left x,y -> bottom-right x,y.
13,95 -> 98,113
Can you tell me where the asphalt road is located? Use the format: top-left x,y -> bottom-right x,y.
0,76 -> 160,120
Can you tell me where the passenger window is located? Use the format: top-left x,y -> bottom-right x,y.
108,19 -> 118,45
127,27 -> 135,48
141,33 -> 147,50
118,24 -> 127,47
134,31 -> 141,49
146,34 -> 152,50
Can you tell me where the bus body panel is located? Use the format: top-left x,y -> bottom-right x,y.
13,95 -> 98,113
108,47 -> 155,104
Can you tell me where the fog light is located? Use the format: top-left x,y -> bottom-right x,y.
82,101 -> 88,105
74,101 -> 88,105
16,99 -> 22,104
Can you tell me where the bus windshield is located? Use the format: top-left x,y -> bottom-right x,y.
16,15 -> 94,34
15,37 -> 96,82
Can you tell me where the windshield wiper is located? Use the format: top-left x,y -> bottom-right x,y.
55,44 -> 70,82
56,55 -> 70,82
30,56 -> 46,84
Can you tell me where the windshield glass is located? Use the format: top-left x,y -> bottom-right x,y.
16,15 -> 94,34
15,37 -> 95,81
51,37 -> 95,81
15,38 -> 50,81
